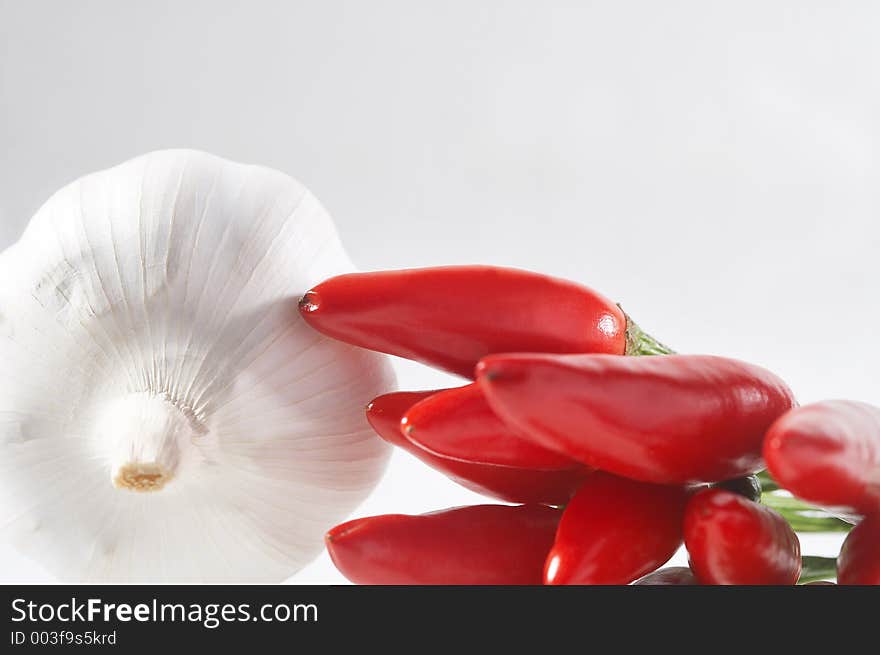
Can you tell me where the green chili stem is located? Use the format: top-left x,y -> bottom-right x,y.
756,469 -> 780,492
621,309 -> 676,356
761,492 -> 852,532
798,556 -> 838,584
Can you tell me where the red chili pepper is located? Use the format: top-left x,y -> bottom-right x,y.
764,400 -> 880,516
543,472 -> 688,585
401,382 -> 582,469
632,567 -> 700,585
837,516 -> 880,585
367,390 -> 589,504
683,488 -> 801,585
325,504 -> 561,585
477,353 -> 796,484
299,266 -> 669,379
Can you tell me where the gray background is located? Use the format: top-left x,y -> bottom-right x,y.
1,1 -> 875,582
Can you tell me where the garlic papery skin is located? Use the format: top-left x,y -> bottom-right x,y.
0,150 -> 395,583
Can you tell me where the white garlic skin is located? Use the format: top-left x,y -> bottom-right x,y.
0,150 -> 394,583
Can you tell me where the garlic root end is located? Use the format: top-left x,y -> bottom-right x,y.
112,463 -> 172,492
101,392 -> 205,494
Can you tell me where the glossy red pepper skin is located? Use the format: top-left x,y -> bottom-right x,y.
684,488 -> 801,585
367,391 -> 590,504
764,400 -> 880,516
837,516 -> 880,585
543,473 -> 688,585
401,382 -> 581,470
299,266 -> 627,378
326,504 -> 561,585
632,567 -> 700,585
477,353 -> 796,484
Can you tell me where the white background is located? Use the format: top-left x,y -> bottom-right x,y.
1,1 -> 874,583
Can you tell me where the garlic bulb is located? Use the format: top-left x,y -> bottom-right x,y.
0,150 -> 394,583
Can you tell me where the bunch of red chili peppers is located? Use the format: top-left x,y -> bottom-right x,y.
298,266 -> 880,585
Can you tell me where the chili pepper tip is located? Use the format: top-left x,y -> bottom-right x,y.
298,290 -> 321,313
475,357 -> 531,385
474,360 -> 502,382
325,522 -> 353,543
